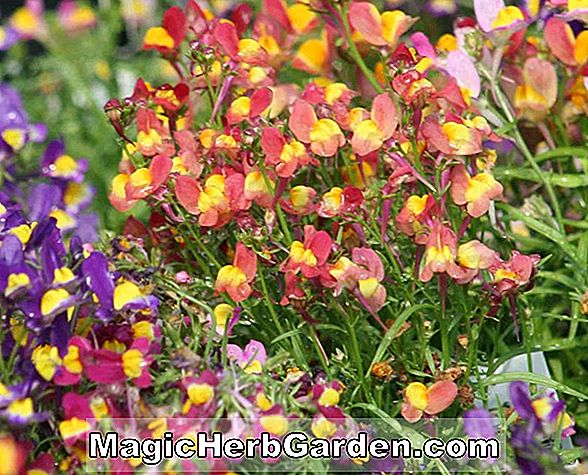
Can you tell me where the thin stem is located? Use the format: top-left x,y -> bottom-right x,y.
439,302 -> 450,369
339,4 -> 384,94
329,295 -> 369,398
258,265 -> 285,336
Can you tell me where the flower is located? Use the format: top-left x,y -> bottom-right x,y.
509,382 -> 575,438
419,223 -> 463,282
350,93 -> 398,156
261,127 -> 314,178
330,247 -> 387,313
464,408 -> 496,439
288,100 -> 345,157
401,380 -> 458,422
0,26 -> 19,51
349,3 -> 417,48
513,58 -> 558,122
226,88 -> 273,124
181,370 -> 219,416
545,16 -> 588,68
0,84 -> 46,159
215,243 -> 257,302
84,338 -> 154,388
9,0 -> 45,40
474,0 -> 525,35
450,165 -> 503,218
174,173 -> 249,227
227,340 -> 267,374
281,225 -> 332,279
57,0 -> 97,33
143,6 -> 186,55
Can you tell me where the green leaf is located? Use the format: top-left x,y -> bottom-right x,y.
538,271 -> 581,291
500,204 -> 576,259
480,371 -> 588,401
366,303 -> 435,378
535,147 -> 588,163
496,168 -> 588,188
559,448 -> 586,464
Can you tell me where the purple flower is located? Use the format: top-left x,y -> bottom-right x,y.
41,139 -> 88,183
0,84 -> 46,159
28,183 -> 62,222
509,381 -> 537,422
464,407 -> 496,439
0,84 -> 29,157
0,26 -> 19,51
82,252 -> 115,320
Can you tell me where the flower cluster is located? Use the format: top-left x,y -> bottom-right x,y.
0,84 -> 163,471
107,0 -> 542,326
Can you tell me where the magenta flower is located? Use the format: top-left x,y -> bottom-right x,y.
227,339 -> 267,374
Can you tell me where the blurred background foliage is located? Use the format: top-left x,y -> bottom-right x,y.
1,0 -> 176,229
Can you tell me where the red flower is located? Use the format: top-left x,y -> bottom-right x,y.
261,127 -> 315,178
281,225 -> 332,279
143,6 -> 187,56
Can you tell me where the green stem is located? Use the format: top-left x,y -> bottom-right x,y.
340,4 -> 384,94
329,295 -> 369,398
258,265 -> 285,335
439,304 -> 450,369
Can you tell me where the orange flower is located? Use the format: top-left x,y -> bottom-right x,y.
419,223 -> 465,282
174,173 -> 250,227
143,6 -> 186,55
215,243 -> 257,302
396,194 -> 436,244
401,380 -> 458,422
109,155 -> 172,212
261,127 -> 315,178
544,17 -> 588,67
350,93 -> 398,156
288,100 -> 345,157
225,88 -> 273,125
421,115 -> 488,156
450,165 -> 503,218
349,3 -> 416,47
513,58 -> 558,121
281,225 -> 332,279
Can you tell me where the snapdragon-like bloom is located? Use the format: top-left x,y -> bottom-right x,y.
350,93 -> 398,156
0,84 -> 46,159
474,0 -> 525,36
281,225 -> 332,279
401,380 -> 458,422
215,243 -> 257,302
143,6 -> 186,55
174,173 -> 250,227
226,88 -> 272,124
289,100 -> 345,157
261,127 -> 314,178
330,247 -> 387,313
450,165 -> 503,217
513,58 -> 558,122
227,340 -> 267,374
349,3 -> 417,48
